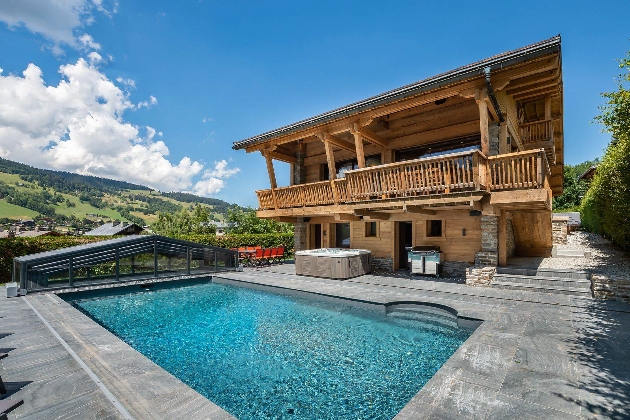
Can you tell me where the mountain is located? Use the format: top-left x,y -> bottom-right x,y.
0,157 -> 242,226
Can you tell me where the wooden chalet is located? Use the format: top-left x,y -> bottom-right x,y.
233,36 -> 564,274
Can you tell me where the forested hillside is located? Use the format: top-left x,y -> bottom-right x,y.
0,158 -> 242,227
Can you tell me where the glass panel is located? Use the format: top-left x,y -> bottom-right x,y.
336,223 -> 351,248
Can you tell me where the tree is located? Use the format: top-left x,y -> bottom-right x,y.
152,204 -> 217,236
581,50 -> 630,249
225,207 -> 293,234
552,160 -> 598,211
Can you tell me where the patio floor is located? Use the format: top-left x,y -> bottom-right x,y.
1,263 -> 629,419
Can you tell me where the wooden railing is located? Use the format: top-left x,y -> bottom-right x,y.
256,149 -> 550,210
520,119 -> 553,145
345,150 -> 487,202
487,149 -> 549,191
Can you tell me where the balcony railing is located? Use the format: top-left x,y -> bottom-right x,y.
345,150 -> 487,202
520,119 -> 553,145
256,149 -> 550,210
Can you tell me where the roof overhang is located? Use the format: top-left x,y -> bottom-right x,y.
233,35 -> 562,151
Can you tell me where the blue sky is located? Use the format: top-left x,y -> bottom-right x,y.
0,0 -> 628,207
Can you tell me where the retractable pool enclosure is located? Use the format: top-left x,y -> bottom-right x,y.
13,235 -> 238,291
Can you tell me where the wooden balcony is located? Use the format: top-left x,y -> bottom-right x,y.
256,149 -> 550,212
520,119 -> 553,145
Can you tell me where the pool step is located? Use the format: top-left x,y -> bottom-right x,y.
492,270 -> 592,297
387,307 -> 458,329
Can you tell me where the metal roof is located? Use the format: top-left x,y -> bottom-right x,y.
232,35 -> 561,151
84,222 -> 142,236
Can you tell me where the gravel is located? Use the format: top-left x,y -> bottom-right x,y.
537,231 -> 630,279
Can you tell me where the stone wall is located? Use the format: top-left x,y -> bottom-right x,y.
480,215 -> 498,252
592,274 -> 630,303
465,266 -> 496,287
506,217 -> 516,258
443,261 -> 471,277
552,216 -> 569,245
371,257 -> 393,272
488,124 -> 499,156
294,218 -> 307,252
474,251 -> 498,266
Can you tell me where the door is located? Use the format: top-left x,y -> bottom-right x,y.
397,221 -> 413,270
309,224 -> 322,249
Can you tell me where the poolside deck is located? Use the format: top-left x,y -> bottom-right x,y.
2,264 -> 629,419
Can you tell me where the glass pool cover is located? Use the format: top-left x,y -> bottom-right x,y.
64,281 -> 473,419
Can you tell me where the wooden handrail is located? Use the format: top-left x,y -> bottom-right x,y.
344,150 -> 486,201
256,149 -> 551,210
520,119 -> 553,145
487,148 -> 549,190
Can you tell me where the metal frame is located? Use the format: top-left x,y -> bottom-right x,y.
13,235 -> 238,292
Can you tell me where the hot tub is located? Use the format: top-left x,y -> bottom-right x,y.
295,248 -> 371,279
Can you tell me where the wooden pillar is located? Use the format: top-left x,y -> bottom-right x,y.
476,89 -> 490,155
352,126 -> 366,169
544,96 -> 552,120
498,209 -> 507,266
499,119 -> 509,155
263,151 -> 278,208
323,139 -> 337,180
263,152 -> 277,189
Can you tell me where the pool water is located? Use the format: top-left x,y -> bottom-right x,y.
65,280 -> 473,419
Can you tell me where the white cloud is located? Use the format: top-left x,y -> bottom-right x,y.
202,117 -> 213,123
0,0 -> 114,55
192,160 -> 240,196
0,59 -> 239,196
135,95 -> 158,109
116,77 -> 136,90
78,33 -> 100,50
87,51 -> 102,64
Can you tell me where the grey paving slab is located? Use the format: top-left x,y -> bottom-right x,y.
2,263 -> 630,419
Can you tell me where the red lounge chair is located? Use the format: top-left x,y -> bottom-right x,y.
275,246 -> 285,264
262,248 -> 272,265
252,248 -> 264,266
269,247 -> 279,264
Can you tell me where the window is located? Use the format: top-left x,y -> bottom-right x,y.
335,223 -> 351,248
426,220 -> 443,237
322,154 -> 382,180
365,222 -> 377,237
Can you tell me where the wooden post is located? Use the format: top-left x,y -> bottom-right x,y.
498,210 -> 507,266
537,152 -> 543,187
323,139 -> 337,180
544,96 -> 552,120
476,89 -> 490,155
352,124 -> 366,169
263,151 -> 278,209
499,120 -> 509,155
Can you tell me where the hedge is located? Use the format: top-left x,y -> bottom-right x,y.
0,233 -> 294,283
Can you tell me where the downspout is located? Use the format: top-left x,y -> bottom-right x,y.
484,67 -> 505,123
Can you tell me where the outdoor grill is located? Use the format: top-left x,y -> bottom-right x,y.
408,246 -> 443,276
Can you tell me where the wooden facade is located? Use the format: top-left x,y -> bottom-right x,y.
233,37 -> 564,271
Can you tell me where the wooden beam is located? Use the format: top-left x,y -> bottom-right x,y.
498,209 -> 507,266
513,87 -> 559,101
499,69 -> 559,91
353,209 -> 390,220
323,139 -> 337,180
354,125 -> 388,148
499,120 -> 509,154
476,88 -> 490,155
322,133 -> 355,153
545,96 -> 552,120
264,150 -> 297,164
403,203 -> 436,215
334,213 -> 360,221
262,152 -> 277,189
352,128 -> 366,169
507,81 -> 558,97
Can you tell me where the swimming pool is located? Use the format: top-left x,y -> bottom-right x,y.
63,279 -> 474,419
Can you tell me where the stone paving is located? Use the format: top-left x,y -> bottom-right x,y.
1,264 -> 629,419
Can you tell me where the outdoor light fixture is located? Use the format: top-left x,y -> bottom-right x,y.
462,228 -> 466,236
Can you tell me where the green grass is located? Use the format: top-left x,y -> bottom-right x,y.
0,200 -> 40,219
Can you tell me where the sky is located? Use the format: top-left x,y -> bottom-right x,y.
0,0 -> 628,207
